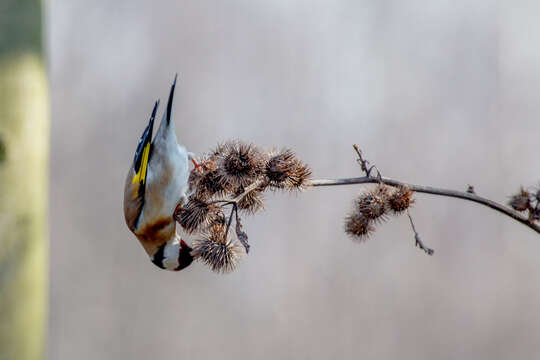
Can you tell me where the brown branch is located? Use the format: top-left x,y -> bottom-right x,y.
210,179 -> 264,206
310,176 -> 540,234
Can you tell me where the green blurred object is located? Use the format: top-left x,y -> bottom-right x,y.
0,0 -> 49,359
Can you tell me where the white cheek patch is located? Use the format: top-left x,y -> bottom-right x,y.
162,237 -> 180,270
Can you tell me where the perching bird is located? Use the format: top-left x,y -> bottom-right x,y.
123,76 -> 196,271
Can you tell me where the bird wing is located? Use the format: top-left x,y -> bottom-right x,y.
123,100 -> 159,231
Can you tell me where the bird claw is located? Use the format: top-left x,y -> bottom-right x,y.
191,158 -> 211,173
173,200 -> 184,218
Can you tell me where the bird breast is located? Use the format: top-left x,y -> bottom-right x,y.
134,140 -> 190,254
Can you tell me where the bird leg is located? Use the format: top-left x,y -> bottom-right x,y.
173,200 -> 184,218
191,158 -> 213,173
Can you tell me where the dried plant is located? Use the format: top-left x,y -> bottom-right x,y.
508,187 -> 530,212
265,149 -> 312,190
191,223 -> 245,274
193,168 -> 230,200
233,185 -> 265,214
176,140 -> 311,273
344,213 -> 374,241
388,186 -> 414,214
508,186 -> 540,221
355,184 -> 390,222
215,141 -> 266,187
174,196 -> 223,234
175,140 -> 540,273
345,184 -> 414,242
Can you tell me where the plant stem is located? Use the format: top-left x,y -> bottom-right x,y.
310,177 -> 540,234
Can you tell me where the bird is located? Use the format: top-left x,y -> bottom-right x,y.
123,76 -> 197,271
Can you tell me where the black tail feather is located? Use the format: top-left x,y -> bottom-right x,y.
165,74 -> 178,125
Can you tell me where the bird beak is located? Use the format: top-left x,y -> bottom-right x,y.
180,239 -> 191,250
131,100 -> 159,198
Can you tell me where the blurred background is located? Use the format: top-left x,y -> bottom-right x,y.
45,1 -> 539,359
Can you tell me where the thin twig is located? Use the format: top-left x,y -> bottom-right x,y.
235,210 -> 250,253
210,179 -> 264,206
310,176 -> 540,234
353,144 -> 369,175
214,182 -> 262,253
406,209 -> 434,255
224,204 -> 237,241
353,144 -> 381,179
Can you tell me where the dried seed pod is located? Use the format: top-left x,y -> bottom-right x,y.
286,160 -> 312,190
265,149 -> 296,185
188,156 -> 217,191
509,188 -> 530,212
355,185 -> 389,222
192,224 -> 245,274
194,168 -> 231,199
265,149 -> 312,190
233,185 -> 265,214
345,213 -> 374,241
174,197 -> 223,233
388,186 -> 414,213
215,141 -> 265,187
211,143 -> 228,158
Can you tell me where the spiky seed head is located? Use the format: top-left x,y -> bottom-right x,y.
264,149 -> 312,190
509,187 -> 530,212
265,149 -> 295,185
345,213 -> 374,241
215,141 -> 265,188
192,225 -> 245,273
355,185 -> 389,222
286,160 -> 312,190
211,143 -> 228,158
174,197 -> 223,233
234,185 -> 265,214
188,156 -> 217,191
388,186 -> 414,213
187,153 -> 231,199
194,169 -> 231,199
373,183 -> 390,196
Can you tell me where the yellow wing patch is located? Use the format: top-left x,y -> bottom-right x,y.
131,142 -> 151,198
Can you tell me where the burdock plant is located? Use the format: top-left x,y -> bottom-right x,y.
174,140 -> 311,273
175,141 -> 540,273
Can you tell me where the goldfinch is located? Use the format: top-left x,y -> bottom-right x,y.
123,76 -> 195,271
